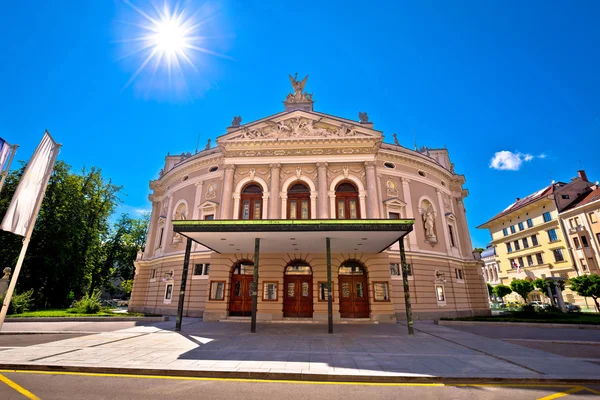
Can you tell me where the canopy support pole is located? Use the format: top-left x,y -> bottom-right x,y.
251,237 -> 260,333
175,238 -> 192,332
400,238 -> 414,335
326,237 -> 333,334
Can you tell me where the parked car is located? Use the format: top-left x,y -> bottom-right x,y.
529,301 -> 544,308
565,302 -> 581,313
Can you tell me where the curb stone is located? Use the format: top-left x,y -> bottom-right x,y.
0,364 -> 599,385
437,320 -> 600,330
4,316 -> 169,323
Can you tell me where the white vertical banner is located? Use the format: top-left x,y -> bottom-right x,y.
0,131 -> 60,330
1,132 -> 58,237
0,137 -> 11,171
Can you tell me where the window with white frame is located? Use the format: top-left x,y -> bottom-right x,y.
193,263 -> 211,277
151,269 -> 157,281
164,283 -> 173,304
390,263 -> 412,279
435,285 -> 446,305
590,212 -> 598,224
448,224 -> 456,247
454,268 -> 464,281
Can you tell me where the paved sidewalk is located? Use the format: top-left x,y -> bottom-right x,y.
1,319 -> 599,383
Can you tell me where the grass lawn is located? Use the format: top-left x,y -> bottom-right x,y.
7,309 -> 146,318
444,312 -> 600,325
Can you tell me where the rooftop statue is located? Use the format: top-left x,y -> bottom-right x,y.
231,116 -> 242,127
358,112 -> 369,123
286,73 -> 313,103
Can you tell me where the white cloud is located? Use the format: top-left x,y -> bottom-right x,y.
134,208 -> 151,215
489,151 -> 545,171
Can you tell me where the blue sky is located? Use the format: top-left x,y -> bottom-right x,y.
1,1 -> 599,248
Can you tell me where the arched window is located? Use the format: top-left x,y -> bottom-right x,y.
287,182 -> 310,220
240,183 -> 263,220
335,182 -> 360,219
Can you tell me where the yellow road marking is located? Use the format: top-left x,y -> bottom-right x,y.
536,386 -> 586,400
0,373 -> 41,400
0,369 -> 598,393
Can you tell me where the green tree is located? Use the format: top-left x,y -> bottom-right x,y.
510,279 -> 534,303
487,283 -> 494,298
533,278 -> 564,299
0,161 -> 122,308
493,284 -> 512,300
569,274 -> 600,312
121,279 -> 133,295
473,247 -> 485,253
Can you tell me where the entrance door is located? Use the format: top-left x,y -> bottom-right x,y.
229,263 -> 254,316
338,262 -> 369,318
283,263 -> 313,318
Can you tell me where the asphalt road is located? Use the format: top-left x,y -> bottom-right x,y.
1,371 -> 599,400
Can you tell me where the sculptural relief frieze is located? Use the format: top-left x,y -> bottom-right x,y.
326,165 -> 365,180
224,147 -> 374,158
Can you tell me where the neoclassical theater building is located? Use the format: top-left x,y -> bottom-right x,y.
129,76 -> 489,323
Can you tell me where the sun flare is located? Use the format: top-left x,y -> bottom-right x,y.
119,1 -> 230,91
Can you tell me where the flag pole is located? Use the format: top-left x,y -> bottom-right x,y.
0,144 -> 18,194
0,141 -> 60,330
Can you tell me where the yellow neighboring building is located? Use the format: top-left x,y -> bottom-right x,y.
478,171 -> 593,306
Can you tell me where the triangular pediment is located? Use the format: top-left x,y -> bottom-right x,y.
217,110 -> 382,144
199,200 -> 219,209
383,197 -> 407,208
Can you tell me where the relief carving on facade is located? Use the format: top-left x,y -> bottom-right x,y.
386,179 -> 398,196
233,166 -> 270,188
443,193 -> 452,213
327,165 -> 365,180
280,165 -> 317,182
225,147 -> 374,158
227,116 -> 372,141
205,182 -> 217,200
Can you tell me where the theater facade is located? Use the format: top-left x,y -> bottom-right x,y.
129,76 -> 489,324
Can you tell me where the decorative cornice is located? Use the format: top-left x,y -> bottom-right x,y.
151,153 -> 224,192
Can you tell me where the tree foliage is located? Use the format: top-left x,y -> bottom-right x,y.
510,279 -> 534,303
533,278 -> 565,298
0,160 -> 149,309
487,283 -> 494,297
569,274 -> 600,312
493,284 -> 512,299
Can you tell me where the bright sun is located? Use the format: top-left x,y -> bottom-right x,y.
119,1 -> 230,90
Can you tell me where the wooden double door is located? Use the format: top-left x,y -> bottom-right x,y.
229,275 -> 253,316
283,275 -> 313,318
338,275 -> 369,318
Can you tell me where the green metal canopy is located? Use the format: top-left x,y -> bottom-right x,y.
172,219 -> 414,254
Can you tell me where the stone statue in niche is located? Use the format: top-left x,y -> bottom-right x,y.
421,201 -> 437,243
386,179 -> 398,196
206,183 -> 216,199
172,203 -> 187,244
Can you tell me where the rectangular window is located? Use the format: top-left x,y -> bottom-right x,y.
590,212 -> 598,224
518,222 -> 524,231
506,243 -> 513,253
532,235 -> 539,246
436,285 -> 445,302
448,225 -> 456,247
289,200 -> 298,219
527,219 -> 533,228
151,269 -> 157,279
503,228 -> 508,236
527,255 -> 534,266
574,216 -> 580,226
194,264 -> 203,276
390,263 -> 401,276
318,282 -> 333,301
543,212 -> 552,222
514,240 -> 521,251
518,257 -> 524,268
242,200 -> 250,220
388,212 -> 400,219
522,237 -> 529,249
580,259 -> 588,272
510,225 -> 516,234
164,284 -> 173,304
204,214 -> 214,220
404,263 -> 413,276
569,218 -> 575,228
581,236 -> 589,247
597,233 -> 600,246
158,227 -> 164,248
573,237 -> 581,249
301,200 -> 309,219
204,264 -> 210,275
337,199 -> 345,219
455,268 -> 463,280
548,229 -> 558,242
373,282 -> 390,302
536,253 -> 544,265
509,258 -> 515,268
349,199 -> 358,219
209,281 -> 225,300
263,282 -> 278,301
553,249 -> 565,262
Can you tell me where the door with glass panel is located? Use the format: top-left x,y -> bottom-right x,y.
229,263 -> 254,316
240,183 -> 263,220
283,263 -> 313,318
287,182 -> 311,220
338,262 -> 369,318
335,182 -> 360,219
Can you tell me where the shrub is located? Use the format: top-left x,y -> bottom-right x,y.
3,289 -> 35,314
510,279 -> 534,303
71,290 -> 102,314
